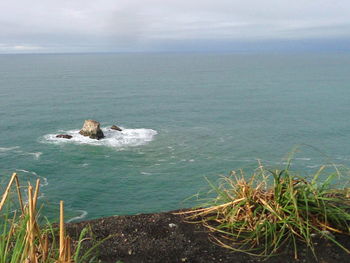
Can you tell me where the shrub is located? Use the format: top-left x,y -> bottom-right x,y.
183,162 -> 350,259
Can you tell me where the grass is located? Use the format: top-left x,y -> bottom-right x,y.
0,172 -> 106,263
182,161 -> 350,259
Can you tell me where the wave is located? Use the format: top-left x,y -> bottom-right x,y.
335,156 -> 350,161
15,169 -> 48,187
67,210 -> 88,223
306,165 -> 320,169
16,169 -> 32,173
0,147 -> 42,160
295,158 -> 311,161
0,146 -> 20,152
23,152 -> 42,160
42,126 -> 158,149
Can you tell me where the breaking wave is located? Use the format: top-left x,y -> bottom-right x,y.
0,146 -> 42,160
42,127 -> 158,149
67,210 -> 88,223
23,152 -> 43,160
15,169 -> 48,187
0,146 -> 20,152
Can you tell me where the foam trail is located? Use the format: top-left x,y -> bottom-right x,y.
15,169 -> 48,187
25,152 -> 42,160
234,159 -> 255,162
336,156 -> 350,161
307,165 -> 320,168
43,126 -> 158,149
21,194 -> 44,205
39,176 -> 49,187
67,210 -> 88,223
295,158 -> 311,161
0,146 -> 20,152
16,169 -> 31,173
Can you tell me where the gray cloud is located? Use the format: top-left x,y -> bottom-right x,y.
1,0 -> 350,52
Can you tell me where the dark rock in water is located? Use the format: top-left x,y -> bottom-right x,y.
111,125 -> 122,131
79,120 -> 104,140
56,134 -> 73,139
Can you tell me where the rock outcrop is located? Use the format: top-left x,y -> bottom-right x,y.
56,134 -> 73,139
111,125 -> 122,131
79,120 -> 104,140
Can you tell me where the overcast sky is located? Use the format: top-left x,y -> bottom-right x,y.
1,0 -> 350,53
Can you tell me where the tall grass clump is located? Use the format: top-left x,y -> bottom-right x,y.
0,173 -> 104,263
183,162 -> 350,258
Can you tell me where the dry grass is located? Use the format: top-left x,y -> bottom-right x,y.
0,173 -> 100,263
182,163 -> 350,259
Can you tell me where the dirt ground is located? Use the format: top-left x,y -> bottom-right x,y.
66,210 -> 350,263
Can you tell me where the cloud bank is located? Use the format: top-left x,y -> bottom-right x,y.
1,0 -> 349,53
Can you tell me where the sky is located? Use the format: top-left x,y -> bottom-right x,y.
1,0 -> 350,53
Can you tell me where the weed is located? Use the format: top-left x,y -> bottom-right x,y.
182,162 -> 350,259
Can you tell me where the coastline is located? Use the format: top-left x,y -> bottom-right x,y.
66,209 -> 350,263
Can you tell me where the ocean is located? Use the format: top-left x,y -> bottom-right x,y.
0,53 -> 350,221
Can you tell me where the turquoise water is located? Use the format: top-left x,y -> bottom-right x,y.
1,53 -> 350,220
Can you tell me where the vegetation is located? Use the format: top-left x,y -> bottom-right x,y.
2,155 -> 350,262
183,161 -> 350,259
0,173 -> 103,263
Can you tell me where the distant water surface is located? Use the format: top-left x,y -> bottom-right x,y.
0,53 -> 350,220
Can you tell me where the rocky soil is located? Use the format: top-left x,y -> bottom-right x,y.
66,210 -> 350,263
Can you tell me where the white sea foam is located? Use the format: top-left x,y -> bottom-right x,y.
43,127 -> 157,149
234,159 -> 255,162
141,172 -> 152,175
39,177 -> 49,187
0,146 -> 20,152
336,156 -> 350,161
16,169 -> 48,187
16,169 -> 31,173
295,158 -> 311,161
0,147 -> 42,160
67,210 -> 88,223
307,165 -> 320,168
25,152 -> 42,160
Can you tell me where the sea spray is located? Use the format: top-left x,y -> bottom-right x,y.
43,127 -> 157,149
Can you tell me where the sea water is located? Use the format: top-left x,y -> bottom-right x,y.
0,53 -> 350,220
